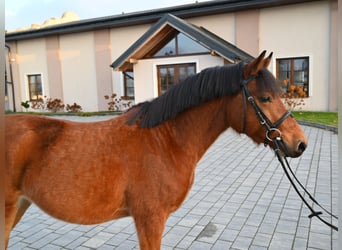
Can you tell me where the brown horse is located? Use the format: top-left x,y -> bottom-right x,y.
5,51 -> 307,249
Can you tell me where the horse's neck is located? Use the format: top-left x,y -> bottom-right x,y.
169,97 -> 234,159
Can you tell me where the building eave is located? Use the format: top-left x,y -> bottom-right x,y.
5,0 -> 320,41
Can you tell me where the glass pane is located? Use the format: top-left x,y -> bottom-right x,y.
294,58 -> 307,71
179,66 -> 195,82
294,71 -> 304,84
279,72 -> 290,82
177,33 -> 209,55
159,67 -> 174,94
5,77 -> 8,95
125,73 -> 134,87
28,75 -> 35,83
166,68 -> 174,89
278,59 -> 290,71
277,59 -> 291,84
126,87 -> 134,97
37,75 -> 42,83
126,80 -> 134,88
154,39 -> 176,57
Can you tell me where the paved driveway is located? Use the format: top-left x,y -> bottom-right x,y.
7,116 -> 338,249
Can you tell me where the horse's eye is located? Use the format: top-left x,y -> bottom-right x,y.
259,96 -> 272,103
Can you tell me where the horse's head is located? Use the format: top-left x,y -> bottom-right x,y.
236,51 -> 307,158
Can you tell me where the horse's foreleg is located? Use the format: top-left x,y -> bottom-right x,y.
13,198 -> 31,228
134,212 -> 168,250
5,198 -> 31,249
5,203 -> 17,249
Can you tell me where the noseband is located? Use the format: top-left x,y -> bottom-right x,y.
240,75 -> 292,146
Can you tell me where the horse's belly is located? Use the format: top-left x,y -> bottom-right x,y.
26,188 -> 130,224
22,162 -> 130,224
41,202 -> 130,225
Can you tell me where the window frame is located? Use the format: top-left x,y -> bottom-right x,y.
123,71 -> 135,100
276,56 -> 310,98
27,73 -> 43,101
157,63 -> 196,96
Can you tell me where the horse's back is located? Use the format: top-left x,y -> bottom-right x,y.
5,115 -> 66,185
5,114 -> 65,138
5,114 -> 66,156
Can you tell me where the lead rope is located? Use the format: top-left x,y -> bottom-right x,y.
273,138 -> 338,231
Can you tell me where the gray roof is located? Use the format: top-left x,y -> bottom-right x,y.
5,0 -> 319,41
111,14 -> 254,71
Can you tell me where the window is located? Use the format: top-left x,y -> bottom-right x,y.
276,57 -> 309,98
27,74 -> 43,101
5,70 -> 8,97
153,33 -> 210,58
123,72 -> 134,99
157,63 -> 196,95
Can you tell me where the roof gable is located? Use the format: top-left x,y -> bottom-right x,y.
111,14 -> 253,71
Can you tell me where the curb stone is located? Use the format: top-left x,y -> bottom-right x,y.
297,120 -> 338,133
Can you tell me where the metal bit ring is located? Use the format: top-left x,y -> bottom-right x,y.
266,128 -> 282,141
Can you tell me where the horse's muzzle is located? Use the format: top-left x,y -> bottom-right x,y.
281,140 -> 307,158
297,141 -> 307,154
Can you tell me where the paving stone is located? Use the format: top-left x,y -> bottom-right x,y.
52,230 -> 83,247
293,237 -> 308,249
231,236 -> 253,249
219,228 -> 239,242
212,239 -> 232,249
82,232 -> 112,248
162,225 -> 191,247
269,232 -> 295,249
252,233 -> 272,247
65,236 -> 90,249
188,240 -> 212,250
28,232 -> 61,249
308,232 -> 332,250
175,235 -> 197,249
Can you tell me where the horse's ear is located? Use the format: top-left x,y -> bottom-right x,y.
244,50 -> 271,78
263,52 -> 273,68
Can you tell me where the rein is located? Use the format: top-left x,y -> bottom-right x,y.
240,75 -> 338,231
274,142 -> 338,231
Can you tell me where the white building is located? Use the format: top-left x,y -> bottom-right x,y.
5,0 -> 338,112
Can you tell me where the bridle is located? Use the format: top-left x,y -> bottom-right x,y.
240,74 -> 338,231
240,75 -> 292,146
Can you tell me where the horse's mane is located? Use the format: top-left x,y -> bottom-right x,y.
127,62 -> 280,128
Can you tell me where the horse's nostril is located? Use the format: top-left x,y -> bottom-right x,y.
297,141 -> 307,153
